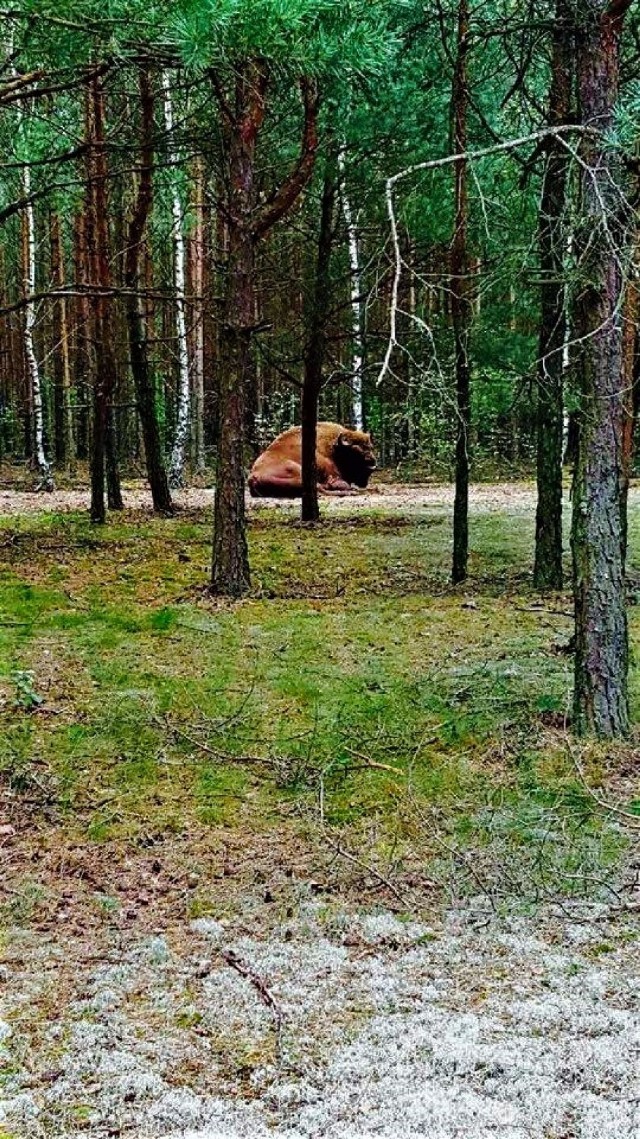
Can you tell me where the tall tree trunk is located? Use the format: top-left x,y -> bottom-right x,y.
407,239 -> 417,457
451,0 -> 471,584
163,71 -> 191,489
534,0 -> 573,590
86,71 -> 121,522
619,169 -> 640,561
125,66 -> 173,515
337,147 -> 364,430
571,0 -> 633,737
50,211 -> 76,471
106,410 -> 123,509
73,208 -> 90,461
301,169 -> 337,523
211,64 -> 263,596
210,66 -> 318,595
21,170 -> 53,490
50,213 -> 64,463
191,156 -> 206,473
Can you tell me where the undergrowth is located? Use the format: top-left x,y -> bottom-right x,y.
0,495 -> 639,919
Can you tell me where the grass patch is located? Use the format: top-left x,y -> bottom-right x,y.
0,495 -> 637,913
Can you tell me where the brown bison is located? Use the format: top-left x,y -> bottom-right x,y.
248,422 -> 376,498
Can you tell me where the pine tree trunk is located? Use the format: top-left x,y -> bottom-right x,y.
50,211 -> 76,472
451,0 -> 471,584
125,65 -> 174,516
211,309 -> 252,595
210,71 -> 258,596
210,64 -> 318,595
86,72 -> 121,521
619,177 -> 640,560
73,208 -> 90,461
106,411 -> 123,509
301,172 -> 336,523
571,0 -> 633,737
534,0 -> 573,591
50,213 -> 65,463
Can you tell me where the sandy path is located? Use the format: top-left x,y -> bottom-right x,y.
0,481 -> 546,518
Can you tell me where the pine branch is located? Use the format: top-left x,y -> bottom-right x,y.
252,77 -> 319,241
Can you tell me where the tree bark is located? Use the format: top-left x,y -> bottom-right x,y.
210,64 -> 319,595
191,156 -> 206,473
73,207 -> 90,461
125,65 -> 173,516
451,0 -> 471,584
337,147 -> 364,431
534,0 -> 573,591
301,169 -> 337,523
106,410 -> 123,510
571,0 -> 633,737
619,161 -> 640,560
49,211 -> 76,471
86,70 -> 121,522
210,62 -> 265,596
163,71 -> 191,489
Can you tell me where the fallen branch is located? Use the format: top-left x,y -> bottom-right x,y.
344,748 -> 404,776
220,948 -> 284,1050
409,794 -> 498,914
158,716 -> 272,768
323,833 -> 405,902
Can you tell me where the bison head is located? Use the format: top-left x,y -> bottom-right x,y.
334,430 -> 377,488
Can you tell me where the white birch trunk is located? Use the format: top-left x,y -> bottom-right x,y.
22,161 -> 52,488
191,157 -> 205,473
9,26 -> 53,491
562,231 -> 573,457
407,248 -> 416,456
338,148 -> 364,431
163,71 -> 190,487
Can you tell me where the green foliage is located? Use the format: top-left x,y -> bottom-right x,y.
11,669 -> 43,710
4,0 -> 637,472
170,0 -> 397,75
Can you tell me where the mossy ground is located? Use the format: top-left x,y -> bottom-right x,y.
0,489 -> 638,924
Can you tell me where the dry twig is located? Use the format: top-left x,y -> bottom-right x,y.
220,948 -> 284,1052
567,741 -> 640,831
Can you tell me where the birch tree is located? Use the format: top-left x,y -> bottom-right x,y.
162,70 -> 191,489
338,147 -> 364,430
11,40 -> 53,491
21,164 -> 53,490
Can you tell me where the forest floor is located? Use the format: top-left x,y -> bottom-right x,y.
0,479 -> 536,518
0,479 -> 639,1138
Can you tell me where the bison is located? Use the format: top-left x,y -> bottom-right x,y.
248,422 -> 376,498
